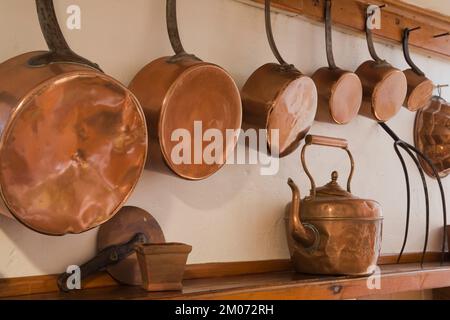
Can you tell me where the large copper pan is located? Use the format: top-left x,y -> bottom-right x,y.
312,0 -> 362,125
0,0 -> 147,235
402,27 -> 434,112
241,0 -> 317,157
355,7 -> 407,122
129,0 -> 242,180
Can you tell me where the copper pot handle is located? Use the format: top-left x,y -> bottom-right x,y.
166,0 -> 200,62
365,5 -> 386,65
28,0 -> 101,70
301,135 -> 355,197
324,0 -> 337,69
403,27 -> 425,76
265,0 -> 294,70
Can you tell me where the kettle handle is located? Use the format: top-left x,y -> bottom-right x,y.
301,135 -> 355,198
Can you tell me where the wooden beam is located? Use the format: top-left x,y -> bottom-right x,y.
252,0 -> 450,59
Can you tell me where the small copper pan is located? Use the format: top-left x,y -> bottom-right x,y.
0,0 -> 147,235
402,27 -> 434,112
129,0 -> 242,180
355,7 -> 407,122
241,0 -> 317,157
312,0 -> 362,125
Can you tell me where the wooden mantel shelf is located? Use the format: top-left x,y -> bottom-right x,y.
5,262 -> 450,300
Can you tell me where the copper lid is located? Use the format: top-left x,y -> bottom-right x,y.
0,72 -> 147,235
303,172 -> 382,220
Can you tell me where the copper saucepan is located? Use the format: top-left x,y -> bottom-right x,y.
355,7 -> 407,122
402,27 -> 434,112
0,0 -> 147,235
312,0 -> 362,124
241,0 -> 317,157
129,0 -> 242,180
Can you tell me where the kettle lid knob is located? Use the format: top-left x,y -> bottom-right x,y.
331,171 -> 339,182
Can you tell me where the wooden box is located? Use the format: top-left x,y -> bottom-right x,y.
136,243 -> 192,292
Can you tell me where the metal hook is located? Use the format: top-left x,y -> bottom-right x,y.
435,84 -> 449,98
403,27 -> 425,76
434,32 -> 450,39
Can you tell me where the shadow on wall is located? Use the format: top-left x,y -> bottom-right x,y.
141,139 -> 251,211
0,214 -> 97,277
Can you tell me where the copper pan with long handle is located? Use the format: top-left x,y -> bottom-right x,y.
355,6 -> 407,122
0,0 -> 147,235
312,0 -> 362,125
241,0 -> 317,157
129,0 -> 242,180
402,27 -> 434,112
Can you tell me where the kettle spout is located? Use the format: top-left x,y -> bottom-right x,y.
287,178 -> 317,248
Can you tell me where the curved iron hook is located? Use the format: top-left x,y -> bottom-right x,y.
403,27 -> 425,76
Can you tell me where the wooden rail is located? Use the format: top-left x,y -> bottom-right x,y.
251,0 -> 450,59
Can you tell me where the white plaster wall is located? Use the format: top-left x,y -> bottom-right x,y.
0,0 -> 448,279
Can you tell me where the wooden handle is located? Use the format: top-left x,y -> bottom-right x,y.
305,135 -> 348,149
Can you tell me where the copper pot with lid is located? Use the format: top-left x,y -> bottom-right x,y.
0,0 -> 147,235
402,27 -> 434,112
286,135 -> 383,276
241,0 -> 318,157
129,0 -> 242,180
311,0 -> 362,124
355,7 -> 407,122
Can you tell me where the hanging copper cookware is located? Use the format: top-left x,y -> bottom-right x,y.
0,0 -> 147,235
129,0 -> 242,180
312,0 -> 362,124
355,7 -> 407,122
286,135 -> 383,276
241,0 -> 317,157
402,27 -> 434,112
414,95 -> 450,178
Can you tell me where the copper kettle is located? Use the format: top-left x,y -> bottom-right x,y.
286,135 -> 383,276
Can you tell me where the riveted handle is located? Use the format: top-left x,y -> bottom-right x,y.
29,0 -> 101,70
301,135 -> 355,197
57,233 -> 147,292
166,0 -> 200,62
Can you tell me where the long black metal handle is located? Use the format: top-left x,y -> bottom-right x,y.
365,6 -> 385,64
403,27 -> 425,76
399,141 -> 430,267
325,0 -> 337,69
393,141 -> 412,264
57,233 -> 147,292
166,0 -> 199,62
265,0 -> 293,69
380,123 -> 447,265
29,0 -> 101,70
